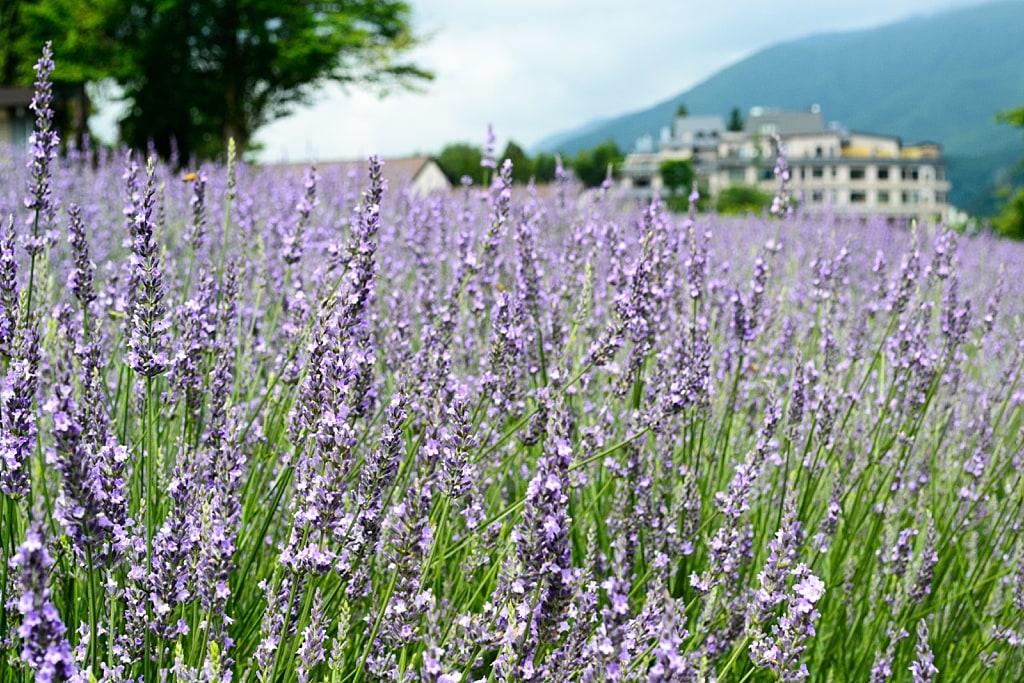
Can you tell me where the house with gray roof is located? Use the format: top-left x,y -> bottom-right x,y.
621,105 -> 952,222
0,87 -> 34,150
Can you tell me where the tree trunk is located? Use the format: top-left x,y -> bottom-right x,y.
73,82 -> 89,150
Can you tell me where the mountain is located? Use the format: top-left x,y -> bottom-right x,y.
534,1 -> 1024,215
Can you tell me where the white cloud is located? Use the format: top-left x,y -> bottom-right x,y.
251,0 -> 992,162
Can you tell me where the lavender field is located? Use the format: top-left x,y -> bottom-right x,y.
3,50 -> 1024,683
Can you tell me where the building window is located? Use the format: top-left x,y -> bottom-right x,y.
902,190 -> 920,204
851,191 -> 867,203
761,168 -> 774,181
811,166 -> 824,179
811,191 -> 824,203
877,191 -> 890,204
815,146 -> 823,158
877,167 -> 889,180
635,177 -> 651,188
850,168 -> 865,181
728,168 -> 745,182
901,167 -> 919,181
937,192 -> 946,204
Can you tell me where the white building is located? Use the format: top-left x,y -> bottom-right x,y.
621,107 -> 952,221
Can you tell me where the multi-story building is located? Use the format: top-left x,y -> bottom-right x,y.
621,106 -> 952,221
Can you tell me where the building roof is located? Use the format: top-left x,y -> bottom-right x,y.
745,108 -> 825,136
0,87 -> 34,108
673,115 -> 726,133
272,155 -> 450,192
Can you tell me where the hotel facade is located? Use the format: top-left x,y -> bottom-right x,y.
621,107 -> 951,221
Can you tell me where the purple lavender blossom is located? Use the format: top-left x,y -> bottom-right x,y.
770,134 -> 794,218
184,169 -> 209,253
125,157 -> 169,377
0,214 -> 19,358
296,588 -> 327,683
493,395 -> 579,677
440,386 -> 477,499
11,527 -> 78,682
747,497 -> 804,632
481,124 -> 497,170
66,204 -> 96,308
909,619 -> 938,683
343,391 -> 408,595
23,41 -> 60,257
147,464 -> 201,641
282,165 -> 318,264
46,369 -> 129,564
749,563 -> 825,681
1,322 -> 41,498
692,401 -> 781,594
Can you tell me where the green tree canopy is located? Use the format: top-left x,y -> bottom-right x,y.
728,106 -> 744,132
8,0 -> 432,161
500,140 -> 533,184
715,184 -> 773,216
437,143 -> 484,186
570,140 -> 623,188
532,152 -> 558,184
658,159 -> 694,196
994,105 -> 1024,238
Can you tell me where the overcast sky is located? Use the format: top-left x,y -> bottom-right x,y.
248,0 -> 991,162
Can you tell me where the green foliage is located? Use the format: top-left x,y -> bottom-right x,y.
658,158 -> 694,196
501,140 -> 533,184
437,142 -> 484,186
996,106 -> 1024,130
676,102 -> 688,118
715,184 -> 772,215
994,187 -> 1024,239
664,183 -> 711,214
438,143 -> 560,186
728,106 -> 744,132
569,140 -> 623,188
532,152 -> 558,183
995,105 -> 1024,238
8,0 -> 432,161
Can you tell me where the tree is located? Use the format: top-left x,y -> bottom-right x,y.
728,107 -> 744,132
3,0 -> 127,148
501,140 -> 533,184
676,102 -> 688,118
532,152 -> 558,183
715,185 -> 773,215
658,159 -> 694,196
11,0 -> 432,161
570,140 -> 623,188
994,105 -> 1024,238
437,143 -> 484,186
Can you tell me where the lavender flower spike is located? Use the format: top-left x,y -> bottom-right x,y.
909,619 -> 938,683
770,134 -> 794,218
12,526 -> 79,682
24,40 -> 60,255
481,124 -> 497,170
125,157 -> 169,377
1,323 -> 41,498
